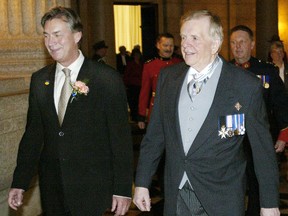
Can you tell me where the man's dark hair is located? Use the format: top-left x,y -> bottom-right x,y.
230,25 -> 253,40
156,33 -> 174,43
41,6 -> 83,33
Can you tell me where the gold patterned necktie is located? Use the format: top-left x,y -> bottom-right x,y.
58,68 -> 72,125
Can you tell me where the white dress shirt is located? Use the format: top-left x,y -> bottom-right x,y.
54,50 -> 85,113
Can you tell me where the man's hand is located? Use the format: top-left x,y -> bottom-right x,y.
260,207 -> 280,216
133,187 -> 151,211
8,188 -> 25,210
274,140 -> 286,153
111,195 -> 131,216
138,121 -> 146,129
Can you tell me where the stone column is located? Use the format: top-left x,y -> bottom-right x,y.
78,0 -> 116,67
256,0 -> 278,60
164,0 -> 184,49
0,0 -> 71,78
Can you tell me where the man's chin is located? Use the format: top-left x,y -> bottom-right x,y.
183,59 -> 196,67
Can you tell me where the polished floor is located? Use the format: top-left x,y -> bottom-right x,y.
112,123 -> 288,216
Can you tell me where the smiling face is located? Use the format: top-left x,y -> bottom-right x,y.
43,18 -> 82,67
157,37 -> 175,58
180,16 -> 220,71
230,30 -> 254,64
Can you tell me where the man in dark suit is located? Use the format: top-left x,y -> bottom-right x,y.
8,6 -> 133,216
92,40 -> 109,64
133,10 -> 280,216
116,45 -> 130,75
229,25 -> 288,216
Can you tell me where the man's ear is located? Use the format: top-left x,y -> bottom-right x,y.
74,31 -> 82,44
211,39 -> 221,54
251,40 -> 255,50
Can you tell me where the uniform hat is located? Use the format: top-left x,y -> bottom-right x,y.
93,40 -> 108,50
268,34 -> 283,43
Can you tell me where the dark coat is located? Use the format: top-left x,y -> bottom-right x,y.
135,59 -> 279,216
11,58 -> 133,216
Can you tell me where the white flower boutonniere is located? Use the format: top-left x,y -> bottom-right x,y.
70,80 -> 89,103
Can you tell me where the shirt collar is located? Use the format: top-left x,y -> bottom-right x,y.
56,50 -> 85,74
188,55 -> 220,82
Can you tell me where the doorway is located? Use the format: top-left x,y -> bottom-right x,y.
113,3 -> 158,61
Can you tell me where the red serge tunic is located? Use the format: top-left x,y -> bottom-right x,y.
138,56 -> 182,121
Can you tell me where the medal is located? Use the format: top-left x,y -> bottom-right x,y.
257,75 -> 270,89
218,125 -> 228,139
218,113 -> 245,138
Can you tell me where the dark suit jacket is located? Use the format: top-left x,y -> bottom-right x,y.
11,58 -> 133,215
135,59 -> 279,216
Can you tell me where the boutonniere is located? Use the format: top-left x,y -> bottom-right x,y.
70,80 -> 89,103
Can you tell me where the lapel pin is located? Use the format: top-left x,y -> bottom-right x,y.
44,80 -> 50,86
234,102 -> 242,111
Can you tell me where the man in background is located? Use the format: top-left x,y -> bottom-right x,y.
92,40 -> 109,64
138,33 -> 182,129
116,45 -> 131,75
230,25 -> 288,216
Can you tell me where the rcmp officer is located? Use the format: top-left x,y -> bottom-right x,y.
230,25 -> 288,216
138,33 -> 182,129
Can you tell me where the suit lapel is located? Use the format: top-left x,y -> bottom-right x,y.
165,63 -> 189,156
45,64 -> 59,124
61,59 -> 90,126
75,58 -> 90,81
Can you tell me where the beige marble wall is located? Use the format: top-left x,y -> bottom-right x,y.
0,78 -> 41,216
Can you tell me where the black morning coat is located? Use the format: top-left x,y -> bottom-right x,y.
135,58 -> 279,216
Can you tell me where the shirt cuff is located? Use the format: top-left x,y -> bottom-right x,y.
113,195 -> 131,199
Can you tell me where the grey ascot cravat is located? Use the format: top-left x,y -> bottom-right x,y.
187,56 -> 220,101
58,68 -> 72,125
187,75 -> 208,102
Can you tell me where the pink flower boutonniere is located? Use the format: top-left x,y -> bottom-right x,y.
70,80 -> 89,103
